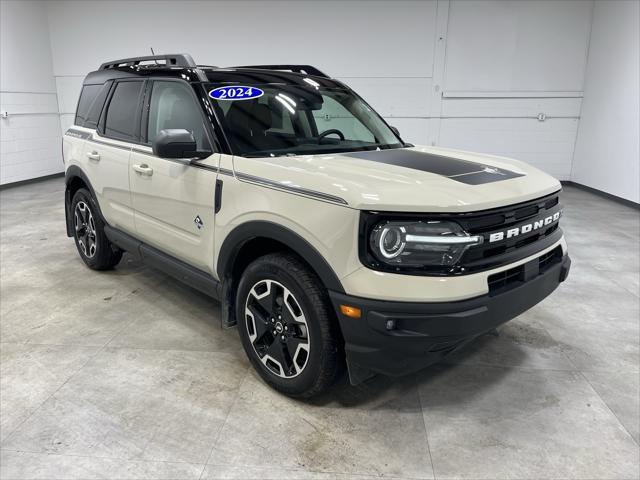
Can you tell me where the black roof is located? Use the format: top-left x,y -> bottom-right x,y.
84,53 -> 346,89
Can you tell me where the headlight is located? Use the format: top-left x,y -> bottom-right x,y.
363,218 -> 483,274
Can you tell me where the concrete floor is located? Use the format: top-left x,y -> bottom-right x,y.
0,178 -> 638,480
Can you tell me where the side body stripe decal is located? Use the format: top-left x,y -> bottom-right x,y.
64,128 -> 348,205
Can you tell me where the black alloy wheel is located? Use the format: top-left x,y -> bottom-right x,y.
236,253 -> 343,397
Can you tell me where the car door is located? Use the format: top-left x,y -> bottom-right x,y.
85,79 -> 145,234
129,79 -> 220,273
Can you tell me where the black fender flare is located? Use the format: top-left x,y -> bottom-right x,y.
216,221 -> 345,294
64,165 -> 104,236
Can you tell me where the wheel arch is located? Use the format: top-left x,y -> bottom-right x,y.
64,166 -> 102,237
217,221 -> 345,326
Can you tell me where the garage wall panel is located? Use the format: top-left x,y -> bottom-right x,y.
46,1 -> 437,77
54,76 -> 84,136
444,0 -> 592,93
439,118 -> 578,179
46,0 -> 437,149
0,0 -> 63,185
341,78 -> 433,119
386,118 -> 431,146
0,111 -> 63,183
2,1 -> 602,186
55,77 -> 84,116
438,0 -> 592,179
572,1 -> 640,203
441,96 -> 582,119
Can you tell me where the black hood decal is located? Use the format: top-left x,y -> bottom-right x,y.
345,149 -> 525,185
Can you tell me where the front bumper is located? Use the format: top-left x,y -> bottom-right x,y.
329,252 -> 571,384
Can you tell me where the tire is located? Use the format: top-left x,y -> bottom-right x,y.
236,253 -> 343,398
70,188 -> 122,270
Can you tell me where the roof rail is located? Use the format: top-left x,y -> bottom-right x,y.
232,64 -> 330,79
99,54 -> 196,70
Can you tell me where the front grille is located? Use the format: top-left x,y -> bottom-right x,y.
539,245 -> 563,273
487,264 -> 524,295
457,192 -> 563,272
488,245 -> 563,296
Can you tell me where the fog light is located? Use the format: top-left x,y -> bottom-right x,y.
385,319 -> 396,331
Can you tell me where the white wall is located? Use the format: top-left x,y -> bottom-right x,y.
438,0 -> 592,180
6,0 -> 635,196
572,0 -> 640,203
46,0 -> 438,138
44,0 -> 594,181
0,0 -> 63,185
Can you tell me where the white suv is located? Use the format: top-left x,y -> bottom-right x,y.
63,54 -> 571,397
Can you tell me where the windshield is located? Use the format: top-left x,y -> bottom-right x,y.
206,84 -> 403,157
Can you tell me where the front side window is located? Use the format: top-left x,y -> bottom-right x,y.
147,81 -> 208,150
104,81 -> 144,141
207,85 -> 402,157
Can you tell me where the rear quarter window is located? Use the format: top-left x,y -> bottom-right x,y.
74,82 -> 112,129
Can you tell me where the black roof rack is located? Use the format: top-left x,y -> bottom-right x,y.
99,54 -> 196,70
232,64 -> 330,79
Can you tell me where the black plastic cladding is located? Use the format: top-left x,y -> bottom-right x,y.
359,191 -> 563,277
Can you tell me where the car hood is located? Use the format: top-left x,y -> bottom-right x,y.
232,146 -> 561,212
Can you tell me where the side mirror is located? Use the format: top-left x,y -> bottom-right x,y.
152,129 -> 207,159
390,126 -> 401,137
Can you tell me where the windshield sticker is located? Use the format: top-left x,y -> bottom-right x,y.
209,86 -> 264,101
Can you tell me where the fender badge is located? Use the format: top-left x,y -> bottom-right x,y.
194,215 -> 204,230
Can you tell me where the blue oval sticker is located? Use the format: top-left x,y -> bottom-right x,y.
209,86 -> 264,101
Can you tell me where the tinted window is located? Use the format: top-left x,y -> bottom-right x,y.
104,81 -> 144,141
208,85 -> 401,157
313,96 -> 374,142
83,82 -> 111,129
75,85 -> 100,126
147,81 -> 208,149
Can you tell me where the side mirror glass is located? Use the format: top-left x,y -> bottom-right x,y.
152,129 -> 205,159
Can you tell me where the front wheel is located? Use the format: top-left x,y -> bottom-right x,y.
236,253 -> 343,397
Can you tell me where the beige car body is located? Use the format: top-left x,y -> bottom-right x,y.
64,126 -> 566,303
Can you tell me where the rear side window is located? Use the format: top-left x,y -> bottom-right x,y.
104,81 -> 144,141
76,82 -> 111,129
75,85 -> 101,127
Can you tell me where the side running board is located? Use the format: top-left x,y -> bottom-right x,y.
104,225 -> 221,300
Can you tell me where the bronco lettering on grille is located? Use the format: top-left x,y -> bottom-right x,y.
488,211 -> 562,243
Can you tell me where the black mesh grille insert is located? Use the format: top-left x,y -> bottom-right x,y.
487,265 -> 524,295
487,245 -> 563,296
539,246 -> 563,273
459,192 -> 563,272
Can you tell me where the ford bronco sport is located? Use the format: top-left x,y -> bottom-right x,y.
63,54 -> 571,397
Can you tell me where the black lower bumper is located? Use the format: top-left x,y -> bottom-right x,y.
329,253 -> 571,384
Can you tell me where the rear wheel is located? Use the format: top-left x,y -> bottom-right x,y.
71,188 -> 122,270
236,253 -> 342,397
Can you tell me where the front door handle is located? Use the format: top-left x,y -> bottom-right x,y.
132,164 -> 153,176
86,151 -> 100,161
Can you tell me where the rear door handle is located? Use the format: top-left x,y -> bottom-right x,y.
132,163 -> 153,176
86,151 -> 100,161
